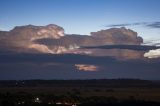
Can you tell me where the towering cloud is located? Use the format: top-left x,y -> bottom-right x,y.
33,27 -> 144,58
2,24 -> 157,60
0,25 -> 144,55
0,24 -> 65,53
0,24 -> 160,80
90,27 -> 143,45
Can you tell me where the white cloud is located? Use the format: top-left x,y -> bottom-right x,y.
144,49 -> 160,58
75,64 -> 98,71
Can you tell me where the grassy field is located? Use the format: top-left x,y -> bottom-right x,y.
0,79 -> 160,102
0,79 -> 160,106
0,87 -> 160,102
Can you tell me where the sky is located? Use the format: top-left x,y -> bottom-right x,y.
0,0 -> 160,80
0,0 -> 160,40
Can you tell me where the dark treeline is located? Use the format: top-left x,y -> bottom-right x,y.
0,79 -> 160,106
0,79 -> 159,87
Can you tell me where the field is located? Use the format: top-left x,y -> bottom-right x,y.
0,79 -> 160,106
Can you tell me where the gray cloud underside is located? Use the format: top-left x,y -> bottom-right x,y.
81,45 -> 160,51
0,53 -> 115,64
0,53 -> 160,80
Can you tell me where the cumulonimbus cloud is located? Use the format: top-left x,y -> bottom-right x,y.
0,24 -> 66,54
1,24 -> 160,59
0,25 -> 143,55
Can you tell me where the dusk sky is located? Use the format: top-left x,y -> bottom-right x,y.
0,0 -> 160,40
0,0 -> 160,80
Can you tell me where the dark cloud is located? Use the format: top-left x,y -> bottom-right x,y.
106,21 -> 160,29
90,27 -> 143,45
0,53 -> 115,64
0,24 -> 160,80
0,25 -> 143,55
0,53 -> 160,80
106,24 -> 132,27
147,22 -> 160,28
81,45 -> 160,51
80,45 -> 160,60
106,22 -> 147,27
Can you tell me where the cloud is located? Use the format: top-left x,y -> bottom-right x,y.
143,39 -> 160,46
28,44 -> 54,54
81,45 -> 160,59
144,49 -> 160,58
106,22 -> 147,27
0,24 -> 66,54
90,27 -> 143,45
0,53 -> 116,64
146,22 -> 160,28
0,25 -> 144,56
106,21 -> 160,29
1,24 -> 160,80
81,45 -> 160,51
1,24 -> 160,60
106,24 -> 132,27
75,64 -> 98,71
0,53 -> 160,80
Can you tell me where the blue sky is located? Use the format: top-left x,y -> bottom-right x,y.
0,0 -> 160,40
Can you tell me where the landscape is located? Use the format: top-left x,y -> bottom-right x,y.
0,79 -> 160,106
0,0 -> 160,105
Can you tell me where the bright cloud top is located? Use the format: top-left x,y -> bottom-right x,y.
144,49 -> 160,58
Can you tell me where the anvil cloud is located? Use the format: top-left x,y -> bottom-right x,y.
0,24 -> 143,54
0,24 -> 160,80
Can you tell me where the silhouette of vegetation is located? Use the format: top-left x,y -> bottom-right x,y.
0,79 -> 160,106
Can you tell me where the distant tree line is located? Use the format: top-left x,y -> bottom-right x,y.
0,79 -> 159,88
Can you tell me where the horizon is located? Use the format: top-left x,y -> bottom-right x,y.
1,1 -> 160,105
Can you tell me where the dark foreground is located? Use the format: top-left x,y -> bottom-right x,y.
0,79 -> 160,106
